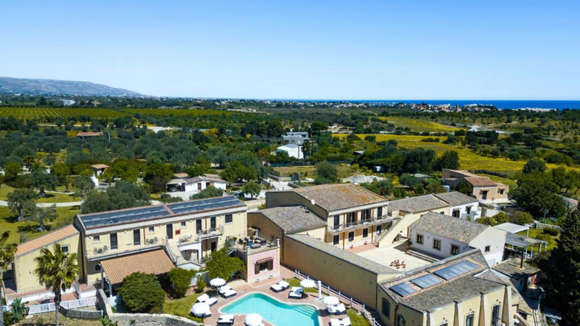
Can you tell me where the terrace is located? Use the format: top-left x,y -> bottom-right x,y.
355,244 -> 434,272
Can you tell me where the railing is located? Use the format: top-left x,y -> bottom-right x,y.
293,269 -> 383,326
329,217 -> 392,234
26,297 -> 97,315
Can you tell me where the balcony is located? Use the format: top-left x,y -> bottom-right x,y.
195,225 -> 224,241
327,215 -> 394,234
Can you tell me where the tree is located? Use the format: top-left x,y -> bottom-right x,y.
118,272 -> 165,313
206,249 -> 244,280
242,181 -> 261,199
522,159 -> 546,174
1,231 -> 17,326
362,179 -> 393,196
537,210 -> 580,325
315,161 -> 338,184
190,186 -> 223,200
435,150 -> 460,170
168,268 -> 195,298
456,180 -> 473,195
195,277 -> 206,293
144,163 -> 174,193
399,174 -> 422,188
510,173 -> 566,219
30,206 -> 57,232
72,175 -> 94,200
7,188 -> 37,221
221,161 -> 257,183
29,167 -> 57,197
3,161 -> 21,183
510,211 -> 534,225
34,244 -> 80,326
51,163 -> 71,191
81,181 -> 150,214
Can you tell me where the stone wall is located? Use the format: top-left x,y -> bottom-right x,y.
58,305 -> 103,320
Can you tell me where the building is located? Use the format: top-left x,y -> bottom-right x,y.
165,174 -> 227,200
281,131 -> 309,145
265,184 -> 390,250
275,143 -> 304,159
433,191 -> 482,220
442,169 -> 509,203
90,164 -> 108,187
377,250 -> 516,326
409,212 -> 507,266
74,196 -> 247,288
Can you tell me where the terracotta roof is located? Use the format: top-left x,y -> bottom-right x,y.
411,212 -> 489,243
101,249 -> 175,284
173,173 -> 189,178
292,184 -> 387,212
434,191 -> 478,206
254,206 -> 326,233
76,131 -> 103,137
16,225 -> 79,257
91,164 -> 109,169
444,169 -> 478,177
465,176 -> 498,187
389,194 -> 449,213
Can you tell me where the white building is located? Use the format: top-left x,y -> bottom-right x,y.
434,191 -> 482,220
275,144 -> 304,159
409,212 -> 506,266
281,131 -> 309,145
166,174 -> 227,200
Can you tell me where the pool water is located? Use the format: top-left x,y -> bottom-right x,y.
221,292 -> 320,326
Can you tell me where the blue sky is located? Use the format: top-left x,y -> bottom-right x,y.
1,1 -> 579,99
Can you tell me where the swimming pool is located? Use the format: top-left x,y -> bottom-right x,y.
221,292 -> 320,326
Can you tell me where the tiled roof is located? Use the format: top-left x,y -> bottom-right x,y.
465,176 -> 498,187
76,131 -> 103,137
434,191 -> 478,206
91,164 -> 109,169
286,234 -> 396,274
411,212 -> 489,243
389,194 -> 448,213
293,184 -> 387,212
493,258 -> 540,280
16,225 -> 79,257
100,249 -> 174,284
255,206 -> 326,234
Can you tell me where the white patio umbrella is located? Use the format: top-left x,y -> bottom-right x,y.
210,277 -> 226,288
300,279 -> 316,288
190,302 -> 210,317
245,313 -> 263,326
323,296 -> 340,306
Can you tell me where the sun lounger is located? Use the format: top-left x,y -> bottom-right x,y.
330,318 -> 342,326
339,317 -> 351,326
288,286 -> 304,299
217,314 -> 235,325
219,285 -> 237,298
196,293 -> 218,306
270,280 -> 290,292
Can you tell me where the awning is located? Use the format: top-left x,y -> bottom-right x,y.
100,249 -> 175,284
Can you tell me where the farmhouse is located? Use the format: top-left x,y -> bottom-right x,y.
165,173 -> 227,200
442,169 -> 509,203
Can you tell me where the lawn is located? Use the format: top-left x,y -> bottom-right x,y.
273,164 -> 355,179
0,184 -> 80,203
285,277 -> 318,293
519,228 -> 559,252
0,206 -> 79,245
347,309 -> 371,326
379,116 -> 459,133
16,312 -> 101,326
163,292 -> 204,323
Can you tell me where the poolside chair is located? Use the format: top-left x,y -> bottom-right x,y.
196,293 -> 218,306
270,280 -> 290,292
217,314 -> 235,325
327,302 -> 346,315
339,317 -> 351,326
219,285 -> 237,298
330,318 -> 342,326
288,286 -> 304,299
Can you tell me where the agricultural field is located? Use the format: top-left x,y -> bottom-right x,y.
334,134 -> 579,174
0,206 -> 79,245
379,116 -> 459,133
273,164 -> 355,178
0,107 -> 128,120
124,108 -> 231,117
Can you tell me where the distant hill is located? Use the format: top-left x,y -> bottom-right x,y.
0,77 -> 144,97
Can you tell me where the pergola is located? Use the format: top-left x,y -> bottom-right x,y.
505,233 -> 548,259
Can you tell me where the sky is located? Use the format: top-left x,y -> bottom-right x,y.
1,1 -> 579,99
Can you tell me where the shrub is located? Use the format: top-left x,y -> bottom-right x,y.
543,228 -> 559,236
168,268 -> 195,298
206,249 -> 245,280
195,277 -> 206,293
118,272 -> 165,313
510,211 -> 534,225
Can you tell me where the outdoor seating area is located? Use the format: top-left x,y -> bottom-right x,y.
197,293 -> 218,306
288,286 -> 304,299
270,280 -> 290,292
219,285 -> 238,298
217,313 -> 235,325
330,317 -> 352,326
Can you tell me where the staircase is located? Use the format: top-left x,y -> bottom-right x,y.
376,213 -> 422,248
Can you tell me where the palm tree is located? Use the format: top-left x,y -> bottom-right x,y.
0,231 -> 17,326
34,244 -> 80,326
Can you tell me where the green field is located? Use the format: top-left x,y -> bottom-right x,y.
0,206 -> 79,245
0,107 -> 128,119
379,116 -> 459,133
163,292 -> 204,322
125,108 -> 231,116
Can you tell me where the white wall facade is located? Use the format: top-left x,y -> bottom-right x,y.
469,228 -> 506,266
276,145 -> 303,159
409,229 -> 471,259
167,180 -> 227,200
449,202 -> 482,220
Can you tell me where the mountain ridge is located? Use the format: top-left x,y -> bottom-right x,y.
0,77 -> 144,97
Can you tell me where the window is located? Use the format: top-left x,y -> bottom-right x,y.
133,229 -> 141,246
176,229 -> 181,235
377,207 -> 383,219
347,212 -> 356,226
210,216 -> 216,230
452,209 -> 460,218
433,239 -> 441,250
197,183 -> 202,190
93,235 -> 100,241
466,206 -> 472,214
485,245 -> 491,253
61,245 -> 69,253
440,324 -> 448,326
333,215 -> 340,229
381,298 -> 390,317
110,233 -> 118,250
148,226 -> 154,232
211,241 -> 217,252
363,228 -> 368,238
499,189 -> 505,195
492,305 -> 501,326
166,224 -> 173,239
348,232 -> 354,242
416,234 -> 424,244
465,314 -> 474,326
481,190 -> 488,200
333,235 -> 339,245
362,209 -> 371,221
376,225 -> 382,234
181,221 -> 186,227
225,214 -> 233,223
397,315 -> 406,326
196,220 -> 202,233
451,244 -> 460,255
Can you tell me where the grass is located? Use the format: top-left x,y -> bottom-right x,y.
273,164 -> 355,179
163,292 -> 204,323
0,107 -> 128,120
519,228 -> 559,252
347,309 -> 371,326
0,184 -> 80,203
379,116 -> 459,133
16,312 -> 101,325
285,277 -> 318,293
0,206 -> 79,245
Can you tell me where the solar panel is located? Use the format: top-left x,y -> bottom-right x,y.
81,206 -> 170,228
411,274 -> 443,288
390,282 -> 417,297
433,260 -> 479,280
168,196 -> 242,215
